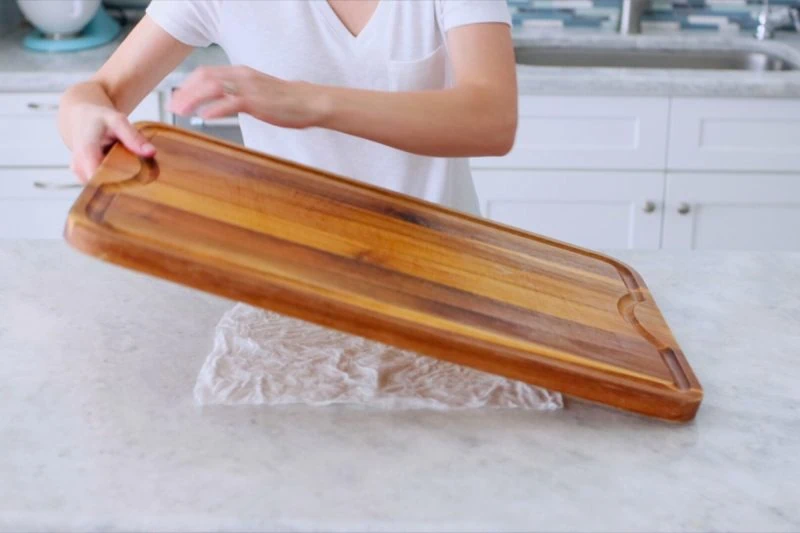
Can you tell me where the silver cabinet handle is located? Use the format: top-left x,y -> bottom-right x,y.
678,202 -> 691,215
27,102 -> 60,111
642,200 -> 657,214
189,116 -> 240,127
33,181 -> 83,190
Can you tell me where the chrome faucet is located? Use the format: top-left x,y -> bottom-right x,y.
754,0 -> 799,40
619,0 -> 649,35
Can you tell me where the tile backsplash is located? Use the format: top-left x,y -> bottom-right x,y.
2,0 -> 795,36
509,0 -> 799,32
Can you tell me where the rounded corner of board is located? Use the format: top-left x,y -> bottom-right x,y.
63,210 -> 92,250
602,254 -> 649,287
673,395 -> 704,423
63,213 -> 115,264
657,383 -> 704,423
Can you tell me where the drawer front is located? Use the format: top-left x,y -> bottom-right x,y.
472,95 -> 669,170
0,92 -> 161,167
0,169 -> 81,239
668,97 -> 800,172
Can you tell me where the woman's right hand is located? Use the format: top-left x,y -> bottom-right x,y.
59,16 -> 194,183
68,104 -> 156,183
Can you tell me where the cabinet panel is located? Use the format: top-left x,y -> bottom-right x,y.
663,173 -> 800,250
669,98 -> 800,172
0,92 -> 161,167
472,95 -> 669,170
472,169 -> 664,250
0,169 -> 80,239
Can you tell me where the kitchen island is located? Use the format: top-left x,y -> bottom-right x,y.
1,241 -> 798,532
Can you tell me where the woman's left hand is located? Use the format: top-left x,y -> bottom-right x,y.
170,65 -> 326,129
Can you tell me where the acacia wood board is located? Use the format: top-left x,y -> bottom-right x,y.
65,122 -> 703,421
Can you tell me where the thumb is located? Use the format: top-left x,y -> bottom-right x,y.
107,114 -> 156,158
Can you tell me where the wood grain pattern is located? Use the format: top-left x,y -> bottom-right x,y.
65,122 -> 703,421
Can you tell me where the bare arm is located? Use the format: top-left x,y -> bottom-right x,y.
59,16 -> 193,181
171,23 -> 518,157
317,24 -> 518,156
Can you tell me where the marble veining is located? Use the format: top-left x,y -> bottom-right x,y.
2,26 -> 800,97
1,242 -> 799,532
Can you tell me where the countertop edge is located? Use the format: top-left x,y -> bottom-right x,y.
2,28 -> 800,97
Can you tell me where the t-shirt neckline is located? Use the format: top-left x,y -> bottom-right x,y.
313,0 -> 388,49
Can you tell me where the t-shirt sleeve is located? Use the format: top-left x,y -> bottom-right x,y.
145,0 -> 221,47
436,0 -> 512,33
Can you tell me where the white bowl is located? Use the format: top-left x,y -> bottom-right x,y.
17,0 -> 101,37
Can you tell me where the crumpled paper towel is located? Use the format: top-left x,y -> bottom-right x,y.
194,303 -> 563,410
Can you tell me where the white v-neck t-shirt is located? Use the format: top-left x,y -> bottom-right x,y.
146,0 -> 511,215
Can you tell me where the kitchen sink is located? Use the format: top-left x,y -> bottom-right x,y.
515,46 -> 799,71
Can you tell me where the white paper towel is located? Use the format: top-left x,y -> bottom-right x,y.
194,304 -> 563,410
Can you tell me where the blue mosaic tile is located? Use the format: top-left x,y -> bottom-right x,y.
508,0 -> 799,32
564,17 -> 607,26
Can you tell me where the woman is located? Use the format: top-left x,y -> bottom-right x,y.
59,0 -> 517,216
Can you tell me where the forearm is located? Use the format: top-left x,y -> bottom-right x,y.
173,26 -> 517,156
314,84 -> 518,158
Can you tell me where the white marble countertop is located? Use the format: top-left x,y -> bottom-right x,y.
1,241 -> 799,532
0,26 -> 228,92
2,24 -> 800,96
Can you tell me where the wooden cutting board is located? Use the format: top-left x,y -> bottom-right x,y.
65,122 -> 703,421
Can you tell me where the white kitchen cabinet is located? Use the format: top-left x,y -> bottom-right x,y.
668,97 -> 800,172
0,91 -> 163,239
472,95 -> 670,171
0,169 -> 80,239
0,92 -> 161,167
472,169 -> 664,250
662,172 -> 800,250
470,94 -> 800,252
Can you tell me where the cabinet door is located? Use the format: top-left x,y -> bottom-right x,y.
669,98 -> 800,172
663,173 -> 800,250
472,95 -> 669,170
471,169 -> 664,250
0,92 -> 161,167
0,169 -> 81,239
